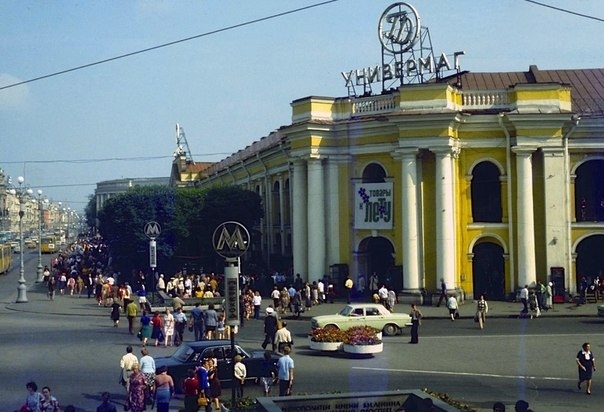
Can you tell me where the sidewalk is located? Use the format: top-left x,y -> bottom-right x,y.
6,282 -> 601,319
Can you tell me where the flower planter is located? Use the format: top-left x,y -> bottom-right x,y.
342,342 -> 383,355
308,337 -> 342,351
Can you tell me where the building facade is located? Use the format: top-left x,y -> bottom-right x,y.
194,65 -> 604,301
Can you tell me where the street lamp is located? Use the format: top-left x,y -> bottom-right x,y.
36,190 -> 46,283
9,176 -> 32,303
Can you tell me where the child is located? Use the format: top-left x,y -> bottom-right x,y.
216,311 -> 226,339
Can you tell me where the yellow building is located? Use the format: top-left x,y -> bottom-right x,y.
190,64 -> 604,302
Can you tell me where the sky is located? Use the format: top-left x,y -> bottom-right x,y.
1,0 -> 603,213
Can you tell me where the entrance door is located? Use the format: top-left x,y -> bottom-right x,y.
358,237 -> 395,288
576,234 -> 604,288
472,242 -> 505,300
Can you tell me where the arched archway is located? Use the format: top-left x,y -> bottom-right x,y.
472,241 -> 505,300
357,236 -> 397,288
575,234 -> 604,287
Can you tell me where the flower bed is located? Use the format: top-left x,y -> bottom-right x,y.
308,327 -> 346,351
342,326 -> 383,356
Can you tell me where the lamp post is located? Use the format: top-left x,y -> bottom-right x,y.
36,190 -> 45,283
10,176 -> 32,303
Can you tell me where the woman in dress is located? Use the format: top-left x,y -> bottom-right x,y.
40,386 -> 60,412
244,289 -> 254,320
140,348 -> 156,404
128,364 -> 146,412
204,303 -> 219,340
140,310 -> 152,346
110,300 -> 121,327
577,342 -> 597,395
163,308 -> 175,347
154,365 -> 175,412
208,360 -> 222,410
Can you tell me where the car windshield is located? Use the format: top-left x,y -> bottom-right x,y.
338,306 -> 354,316
173,344 -> 195,362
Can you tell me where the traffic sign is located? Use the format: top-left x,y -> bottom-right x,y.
144,221 -> 161,239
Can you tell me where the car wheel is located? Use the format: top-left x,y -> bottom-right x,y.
324,324 -> 339,331
382,323 -> 399,336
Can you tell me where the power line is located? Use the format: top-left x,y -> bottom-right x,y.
0,152 -> 233,165
0,0 -> 339,91
523,0 -> 604,22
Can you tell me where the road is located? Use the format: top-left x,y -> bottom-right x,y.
1,257 -> 603,411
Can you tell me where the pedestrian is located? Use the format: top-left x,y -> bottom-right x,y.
216,311 -> 226,339
126,299 -> 139,335
277,345 -> 295,396
120,345 -> 139,393
262,307 -> 278,351
208,359 -> 222,411
154,365 -> 175,412
204,303 -> 219,340
234,354 -> 247,399
151,311 -> 164,346
139,348 -> 156,404
275,321 -> 293,353
344,275 -> 353,303
387,288 -> 397,312
577,342 -> 596,395
519,285 -> 529,318
23,381 -> 44,412
127,364 -> 146,412
292,289 -> 303,318
196,359 -> 212,412
436,278 -> 447,307
253,290 -> 262,320
48,276 -> 57,300
545,281 -> 553,310
514,399 -> 532,412
140,310 -> 152,346
182,369 -> 199,412
163,308 -> 175,347
173,306 -> 187,346
476,294 -> 489,329
446,294 -> 458,321
190,302 -> 205,341
260,350 -> 276,396
96,391 -> 117,412
271,285 -> 281,309
528,291 -> 540,319
378,285 -> 389,308
40,386 -> 60,412
409,303 -> 422,343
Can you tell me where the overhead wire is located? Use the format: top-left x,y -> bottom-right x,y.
522,0 -> 604,22
0,0 -> 339,91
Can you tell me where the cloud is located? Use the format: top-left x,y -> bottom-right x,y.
0,73 -> 30,109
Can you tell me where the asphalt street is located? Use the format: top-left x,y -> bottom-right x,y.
1,252 -> 603,412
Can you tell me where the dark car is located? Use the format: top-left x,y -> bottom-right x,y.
154,340 -> 282,392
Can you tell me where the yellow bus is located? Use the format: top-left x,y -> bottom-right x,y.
41,236 -> 57,254
0,244 -> 12,274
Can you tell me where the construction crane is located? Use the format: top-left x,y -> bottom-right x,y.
174,123 -> 194,163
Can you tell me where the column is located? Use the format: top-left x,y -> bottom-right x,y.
397,149 -> 421,290
278,175 -> 286,256
513,147 -> 537,287
542,148 -> 567,269
325,157 -> 341,270
307,158 -> 325,283
433,147 -> 457,290
292,160 -> 308,280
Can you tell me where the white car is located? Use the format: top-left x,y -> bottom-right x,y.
310,303 -> 412,336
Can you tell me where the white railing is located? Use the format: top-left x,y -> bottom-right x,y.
462,90 -> 509,110
352,94 -> 397,116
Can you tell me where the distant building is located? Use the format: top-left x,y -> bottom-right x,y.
95,177 -> 169,212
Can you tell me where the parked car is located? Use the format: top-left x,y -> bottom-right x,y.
154,340 -> 282,393
310,303 -> 412,336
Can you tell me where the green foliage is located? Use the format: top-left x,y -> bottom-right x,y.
84,195 -> 96,230
97,184 -> 263,276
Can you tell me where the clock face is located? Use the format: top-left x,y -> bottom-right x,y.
378,2 -> 421,54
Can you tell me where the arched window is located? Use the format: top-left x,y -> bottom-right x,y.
362,163 -> 387,183
471,162 -> 502,223
575,159 -> 604,222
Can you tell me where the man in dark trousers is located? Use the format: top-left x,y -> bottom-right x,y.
436,278 -> 447,307
262,307 -> 278,351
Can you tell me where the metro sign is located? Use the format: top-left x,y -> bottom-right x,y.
212,221 -> 250,259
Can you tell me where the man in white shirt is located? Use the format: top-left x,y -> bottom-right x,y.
317,280 -> 325,304
446,295 -> 458,321
119,345 -> 139,392
519,285 -> 529,318
274,321 -> 293,353
378,285 -> 389,308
